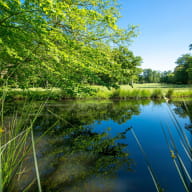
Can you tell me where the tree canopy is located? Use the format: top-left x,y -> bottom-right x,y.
139,44 -> 192,85
139,69 -> 161,83
0,0 -> 141,95
174,54 -> 192,84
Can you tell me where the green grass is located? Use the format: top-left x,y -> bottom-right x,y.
92,83 -> 192,100
129,83 -> 192,89
162,100 -> 192,192
0,84 -> 191,191
0,83 -> 192,100
0,96 -> 44,191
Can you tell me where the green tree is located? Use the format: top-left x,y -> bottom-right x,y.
189,43 -> 192,51
139,69 -> 162,83
0,0 -> 139,94
152,70 -> 161,83
112,46 -> 142,86
174,54 -> 192,84
160,71 -> 174,83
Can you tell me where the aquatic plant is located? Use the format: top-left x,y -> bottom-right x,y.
31,128 -> 42,192
1,84 -> 192,101
0,92 -> 44,192
130,128 -> 164,192
165,89 -> 174,98
162,100 -> 192,192
169,90 -> 192,98
151,89 -> 164,99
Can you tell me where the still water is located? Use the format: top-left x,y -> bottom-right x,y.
6,99 -> 192,192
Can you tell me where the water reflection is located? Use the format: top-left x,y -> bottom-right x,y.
2,99 -> 192,192
23,131 -> 132,192
172,100 -> 192,133
8,100 -> 148,192
34,100 -> 150,130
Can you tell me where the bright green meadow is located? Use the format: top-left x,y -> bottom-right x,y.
1,84 -> 191,100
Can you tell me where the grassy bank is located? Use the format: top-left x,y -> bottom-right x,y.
0,84 -> 192,100
0,88 -> 66,101
93,86 -> 192,99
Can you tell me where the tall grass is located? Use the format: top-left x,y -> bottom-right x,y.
0,93 -> 44,191
0,78 -> 69,191
130,128 -> 164,192
109,88 -> 164,99
0,88 -> 6,192
162,123 -> 191,192
130,99 -> 192,192
92,84 -> 192,100
31,129 -> 42,192
162,100 -> 192,192
1,84 -> 192,100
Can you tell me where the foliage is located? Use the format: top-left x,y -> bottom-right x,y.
151,89 -> 164,99
1,100 -> 137,191
0,99 -> 44,192
112,46 -> 142,85
1,84 -> 192,100
165,89 -> 174,98
189,44 -> 192,51
162,100 -> 192,192
160,71 -> 175,84
155,46 -> 192,85
0,0 -> 140,95
139,69 -> 161,83
174,54 -> 192,84
139,44 -> 192,85
93,84 -> 192,99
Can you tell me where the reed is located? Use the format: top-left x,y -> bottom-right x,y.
151,89 -> 164,99
31,129 -> 42,192
161,100 -> 192,192
162,124 -> 191,192
1,84 -> 192,100
169,90 -> 192,98
130,128 -> 164,192
165,89 -> 174,98
0,96 -> 44,191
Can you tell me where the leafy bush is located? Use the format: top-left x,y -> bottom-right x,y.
166,89 -> 174,98
151,89 -> 164,99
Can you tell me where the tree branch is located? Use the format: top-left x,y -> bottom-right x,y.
0,9 -> 40,25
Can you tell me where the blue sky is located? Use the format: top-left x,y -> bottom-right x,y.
118,0 -> 192,71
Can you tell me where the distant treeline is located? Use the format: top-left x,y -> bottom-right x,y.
139,45 -> 192,84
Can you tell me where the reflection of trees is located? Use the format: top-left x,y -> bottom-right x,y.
1,101 -> 43,131
3,99 -> 151,191
2,100 -> 150,130
33,100 -> 150,132
172,101 -> 192,133
3,100 -> 150,128
47,129 -> 131,192
16,125 -> 132,192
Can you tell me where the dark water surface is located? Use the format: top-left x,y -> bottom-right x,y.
6,99 -> 192,192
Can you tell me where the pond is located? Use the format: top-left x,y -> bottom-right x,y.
3,99 -> 192,192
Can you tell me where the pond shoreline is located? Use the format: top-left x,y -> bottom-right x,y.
1,98 -> 191,192
1,87 -> 192,101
